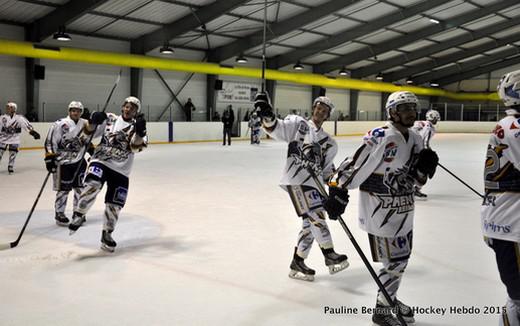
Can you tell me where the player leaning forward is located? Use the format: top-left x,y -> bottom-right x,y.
68,96 -> 147,253
324,91 -> 438,326
254,92 -> 349,282
44,101 -> 89,226
482,70 -> 520,326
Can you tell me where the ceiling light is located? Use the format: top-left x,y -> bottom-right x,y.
293,61 -> 304,70
235,54 -> 248,64
53,26 -> 71,42
160,43 -> 174,54
376,73 -> 384,81
430,81 -> 440,87
429,18 -> 440,24
406,77 -> 413,84
339,68 -> 349,76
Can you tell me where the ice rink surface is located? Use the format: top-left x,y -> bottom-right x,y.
0,133 -> 505,326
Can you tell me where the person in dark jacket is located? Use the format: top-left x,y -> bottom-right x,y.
221,105 -> 234,146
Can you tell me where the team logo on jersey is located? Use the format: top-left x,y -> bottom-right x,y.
374,193 -> 414,214
61,124 -> 70,133
383,142 -> 398,162
113,187 -> 128,205
371,128 -> 385,138
88,165 -> 103,178
297,120 -> 309,135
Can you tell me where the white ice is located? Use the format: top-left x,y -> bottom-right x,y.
0,134 -> 504,326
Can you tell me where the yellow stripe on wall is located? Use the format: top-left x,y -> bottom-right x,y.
0,39 -> 500,102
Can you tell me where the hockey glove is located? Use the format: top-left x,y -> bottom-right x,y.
134,113 -> 147,138
416,148 -> 439,179
324,187 -> 349,220
254,92 -> 274,120
90,111 -> 108,125
44,153 -> 58,173
30,130 -> 41,140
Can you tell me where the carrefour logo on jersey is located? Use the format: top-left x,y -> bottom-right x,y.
383,142 -> 398,162
483,220 -> 511,234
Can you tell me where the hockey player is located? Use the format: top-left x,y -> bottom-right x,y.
324,91 -> 438,325
0,101 -> 40,174
254,92 -> 349,282
44,101 -> 89,226
248,112 -> 262,144
482,70 -> 520,326
411,109 -> 441,199
68,96 -> 147,253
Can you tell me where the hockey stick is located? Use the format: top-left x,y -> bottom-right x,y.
69,69 -> 122,182
437,162 -> 484,199
306,168 -> 407,326
0,172 -> 51,250
261,0 -> 267,92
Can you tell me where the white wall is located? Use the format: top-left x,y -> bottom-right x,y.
0,24 -> 26,113
274,82 -> 312,116
357,91 -> 382,120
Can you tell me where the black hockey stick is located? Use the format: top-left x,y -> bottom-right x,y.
307,169 -> 407,326
0,172 -> 51,250
437,162 -> 484,199
261,0 -> 267,92
69,69 -> 122,183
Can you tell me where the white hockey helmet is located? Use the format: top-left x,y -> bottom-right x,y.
124,96 -> 141,112
312,96 -> 335,117
68,101 -> 84,113
385,91 -> 419,119
426,109 -> 441,122
6,101 -> 17,112
497,70 -> 520,112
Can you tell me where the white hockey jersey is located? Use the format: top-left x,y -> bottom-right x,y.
481,115 -> 520,242
412,120 -> 436,148
263,115 -> 337,190
45,116 -> 88,164
0,114 -> 34,145
90,113 -> 148,177
334,122 -> 425,237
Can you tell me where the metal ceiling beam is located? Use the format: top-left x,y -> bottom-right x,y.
437,55 -> 520,86
274,0 -> 452,69
208,0 -> 360,62
385,33 -> 520,82
30,0 -> 110,42
413,47 -> 520,85
133,0 -> 248,54
353,15 -> 520,79
316,0 -> 519,73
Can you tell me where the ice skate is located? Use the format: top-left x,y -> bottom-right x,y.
100,230 -> 117,253
413,188 -> 427,200
321,248 -> 349,274
54,212 -> 70,226
68,212 -> 86,235
288,248 -> 315,282
8,166 -> 13,174
395,299 -> 415,323
372,303 -> 401,326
